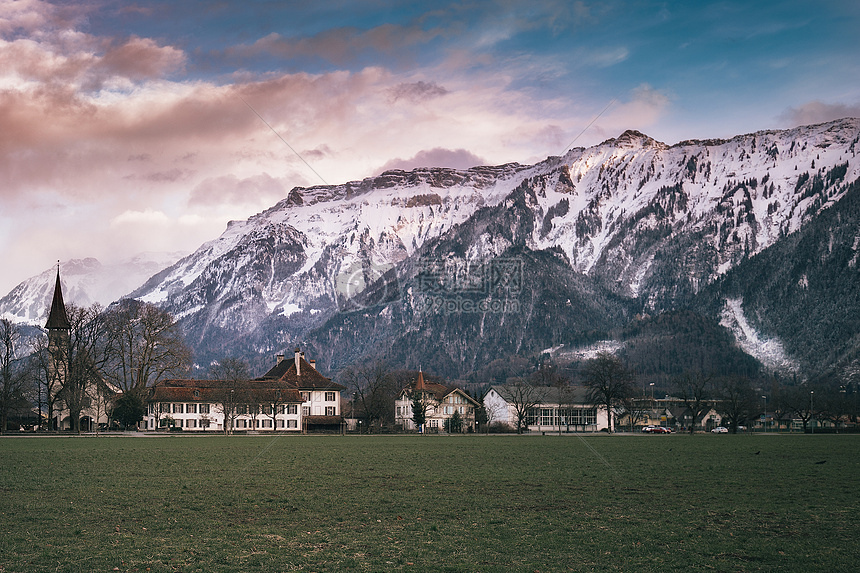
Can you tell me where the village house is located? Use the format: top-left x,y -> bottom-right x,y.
483,384 -> 608,432
394,371 -> 480,432
145,349 -> 345,433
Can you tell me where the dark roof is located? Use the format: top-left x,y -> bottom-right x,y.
148,379 -> 303,404
488,384 -> 592,405
400,375 -> 479,405
258,355 -> 346,391
45,269 -> 71,330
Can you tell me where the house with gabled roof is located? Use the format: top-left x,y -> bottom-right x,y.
257,349 -> 347,432
145,348 -> 345,433
394,370 -> 480,433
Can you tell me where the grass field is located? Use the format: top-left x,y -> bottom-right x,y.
1,433 -> 858,572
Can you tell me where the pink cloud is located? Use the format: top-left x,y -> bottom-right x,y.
379,148 -> 487,172
189,173 -> 286,207
95,36 -> 186,82
778,101 -> 860,127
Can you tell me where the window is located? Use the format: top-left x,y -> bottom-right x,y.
186,404 -> 197,414
236,405 -> 247,415
301,392 -> 310,402
186,419 -> 197,428
325,392 -> 336,402
200,419 -> 210,429
160,403 -> 169,413
277,405 -> 285,414
287,404 -> 298,415
173,403 -> 183,414
276,420 -> 284,428
200,404 -> 210,414
193,389 -> 200,398
302,406 -> 310,416
262,419 -> 272,428
262,405 -> 272,415
325,406 -> 336,416
287,420 -> 297,429
236,419 -> 247,429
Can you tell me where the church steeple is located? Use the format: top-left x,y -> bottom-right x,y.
45,265 -> 71,331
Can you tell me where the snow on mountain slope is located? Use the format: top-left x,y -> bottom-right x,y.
120,119 -> 860,370
0,252 -> 186,325
720,298 -> 799,374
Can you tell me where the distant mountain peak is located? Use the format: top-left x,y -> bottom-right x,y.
606,129 -> 664,149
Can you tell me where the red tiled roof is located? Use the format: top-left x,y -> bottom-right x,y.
148,379 -> 303,404
258,356 -> 346,391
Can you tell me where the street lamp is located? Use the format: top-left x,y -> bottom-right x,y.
810,391 -> 814,434
761,395 -> 767,433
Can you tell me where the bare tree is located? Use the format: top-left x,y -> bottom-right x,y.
102,300 -> 191,400
581,352 -> 634,433
716,375 -> 757,433
340,360 -> 398,431
505,376 -> 543,434
210,358 -> 251,435
30,334 -> 65,430
0,319 -> 29,433
619,394 -> 648,432
60,304 -> 109,433
783,384 -> 816,432
674,371 -> 713,434
532,363 -> 571,435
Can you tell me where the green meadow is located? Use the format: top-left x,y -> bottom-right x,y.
0,434 -> 857,572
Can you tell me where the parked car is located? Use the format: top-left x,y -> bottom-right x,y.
711,426 -> 729,433
642,426 -> 671,433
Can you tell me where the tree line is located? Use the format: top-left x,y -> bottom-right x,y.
0,299 -> 191,433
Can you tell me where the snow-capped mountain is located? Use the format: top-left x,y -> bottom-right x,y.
124,119 -> 860,374
0,253 -> 186,325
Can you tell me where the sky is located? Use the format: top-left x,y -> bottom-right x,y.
1,0 -> 859,295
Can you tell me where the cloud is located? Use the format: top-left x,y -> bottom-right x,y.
94,36 -> 186,83
189,173 -> 286,207
388,80 -> 449,103
110,208 -> 170,227
778,101 -> 860,127
379,148 -> 487,172
226,23 -> 445,67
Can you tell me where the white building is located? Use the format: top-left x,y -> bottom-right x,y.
394,371 -> 480,432
483,384 -> 608,433
145,349 -> 345,433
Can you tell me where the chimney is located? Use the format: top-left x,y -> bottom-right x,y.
276,354 -> 284,365
309,359 -> 316,369
294,348 -> 301,377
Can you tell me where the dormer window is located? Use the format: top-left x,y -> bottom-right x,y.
193,389 -> 200,398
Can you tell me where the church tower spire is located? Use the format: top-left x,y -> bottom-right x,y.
45,265 -> 71,331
